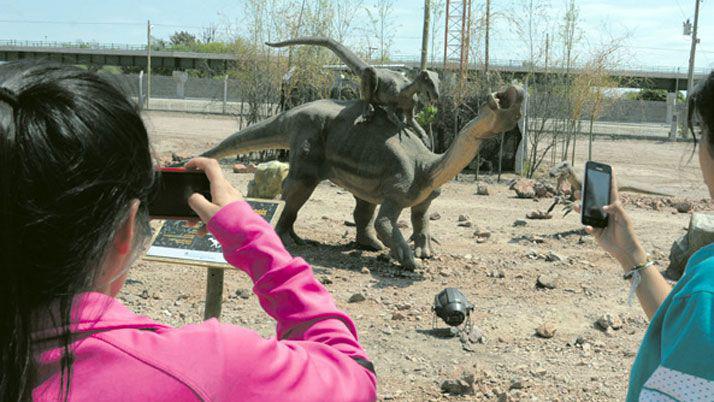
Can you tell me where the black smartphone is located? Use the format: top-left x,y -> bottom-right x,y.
148,168 -> 211,219
581,161 -> 612,228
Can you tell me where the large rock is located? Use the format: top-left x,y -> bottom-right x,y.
510,179 -> 536,199
247,160 -> 289,199
667,213 -> 714,279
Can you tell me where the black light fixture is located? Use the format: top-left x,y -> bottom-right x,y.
432,288 -> 474,328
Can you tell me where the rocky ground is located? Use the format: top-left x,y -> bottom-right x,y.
122,111 -> 709,401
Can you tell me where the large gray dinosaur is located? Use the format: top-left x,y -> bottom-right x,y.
201,85 -> 524,270
266,37 -> 440,149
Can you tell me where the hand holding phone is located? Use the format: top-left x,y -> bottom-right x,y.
148,158 -> 243,222
581,161 -> 612,228
185,158 -> 243,223
580,163 -> 647,269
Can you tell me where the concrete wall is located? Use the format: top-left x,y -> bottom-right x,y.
527,94 -> 668,124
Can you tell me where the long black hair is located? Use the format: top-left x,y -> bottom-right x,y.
0,61 -> 155,401
688,71 -> 714,150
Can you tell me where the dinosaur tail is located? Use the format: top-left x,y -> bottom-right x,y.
265,37 -> 369,75
200,114 -> 291,160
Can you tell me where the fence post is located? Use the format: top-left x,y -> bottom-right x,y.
667,92 -> 678,140
497,132 -> 504,183
138,70 -> 144,110
223,75 -> 228,115
515,83 -> 528,176
204,268 -> 224,320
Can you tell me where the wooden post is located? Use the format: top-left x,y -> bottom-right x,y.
497,132 -> 504,182
138,70 -> 144,110
484,0 -> 490,74
684,0 -> 701,137
147,20 -> 152,109
204,268 -> 224,320
420,0 -> 431,71
223,75 -> 228,115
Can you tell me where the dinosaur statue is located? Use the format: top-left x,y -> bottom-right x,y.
201,85 -> 524,270
265,37 -> 440,150
546,161 -> 673,215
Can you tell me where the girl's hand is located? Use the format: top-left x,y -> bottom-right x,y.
185,157 -> 243,223
583,170 -> 648,270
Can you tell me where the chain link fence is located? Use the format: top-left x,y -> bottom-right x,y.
101,72 -> 681,140
101,73 -> 279,127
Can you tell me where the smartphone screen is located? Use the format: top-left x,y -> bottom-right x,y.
148,168 -> 211,219
582,161 -> 612,228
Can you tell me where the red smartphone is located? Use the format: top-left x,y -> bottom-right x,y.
148,168 -> 211,219
581,161 -> 612,228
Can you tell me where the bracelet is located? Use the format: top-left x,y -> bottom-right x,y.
623,260 -> 655,280
623,260 -> 656,306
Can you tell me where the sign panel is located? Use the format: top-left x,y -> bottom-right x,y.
145,198 -> 284,268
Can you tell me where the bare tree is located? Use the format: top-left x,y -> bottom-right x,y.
201,23 -> 219,43
333,0 -> 364,42
558,0 -> 582,161
366,0 -> 396,63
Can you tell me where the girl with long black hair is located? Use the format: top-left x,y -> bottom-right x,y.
0,61 -> 376,402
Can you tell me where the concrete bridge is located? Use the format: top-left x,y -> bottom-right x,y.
0,40 -> 233,71
0,40 -> 709,91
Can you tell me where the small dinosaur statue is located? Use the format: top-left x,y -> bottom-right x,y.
201,85 -> 524,270
265,37 -> 440,150
546,161 -> 674,215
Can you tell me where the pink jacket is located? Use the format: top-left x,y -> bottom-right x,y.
32,201 -> 377,401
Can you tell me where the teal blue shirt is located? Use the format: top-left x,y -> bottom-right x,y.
627,243 -> 714,401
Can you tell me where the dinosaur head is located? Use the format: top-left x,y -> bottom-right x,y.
476,85 -> 524,135
548,161 -> 573,179
418,70 -> 440,104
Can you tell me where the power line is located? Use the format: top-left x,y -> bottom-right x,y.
0,19 -> 213,31
0,19 -> 145,26
675,0 -> 689,20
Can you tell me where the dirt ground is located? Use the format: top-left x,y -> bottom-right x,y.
125,111 -> 709,401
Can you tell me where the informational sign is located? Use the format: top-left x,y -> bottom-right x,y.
145,198 -> 284,269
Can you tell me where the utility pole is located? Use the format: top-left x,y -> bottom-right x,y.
484,0 -> 490,74
147,20 -> 152,109
685,0 -> 702,133
421,0 -> 431,70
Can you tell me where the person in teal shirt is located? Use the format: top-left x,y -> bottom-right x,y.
584,73 -> 714,401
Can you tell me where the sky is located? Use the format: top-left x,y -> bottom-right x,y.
0,0 -> 713,72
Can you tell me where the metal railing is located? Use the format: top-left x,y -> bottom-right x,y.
1,39 -> 709,77
0,39 -> 146,51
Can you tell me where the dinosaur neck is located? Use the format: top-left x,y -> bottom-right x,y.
400,80 -> 420,97
425,114 -> 494,189
566,169 -> 582,190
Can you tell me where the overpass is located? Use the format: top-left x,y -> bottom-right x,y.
0,40 -> 709,91
0,40 -> 234,71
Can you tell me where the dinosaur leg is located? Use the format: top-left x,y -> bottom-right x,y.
387,109 -> 405,127
353,197 -> 384,251
375,201 -> 417,270
276,176 -> 319,247
411,195 -> 436,259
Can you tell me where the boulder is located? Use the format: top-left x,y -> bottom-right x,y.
533,181 -> 557,198
666,213 -> 714,280
476,183 -> 491,196
526,210 -> 553,220
246,160 -> 289,199
666,234 -> 690,280
510,179 -> 536,199
233,163 -> 257,174
536,322 -> 557,338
